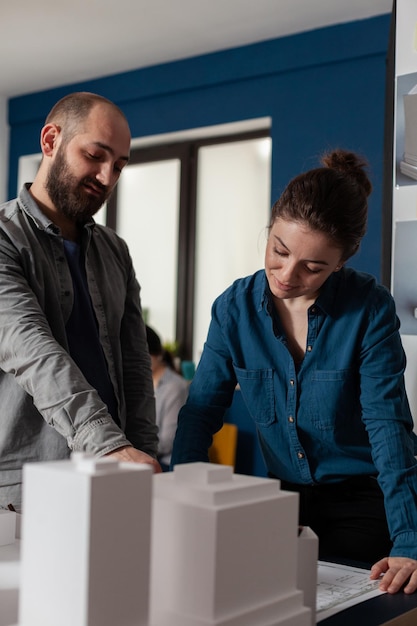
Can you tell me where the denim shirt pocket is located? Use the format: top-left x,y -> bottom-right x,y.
308,369 -> 358,430
234,365 -> 275,426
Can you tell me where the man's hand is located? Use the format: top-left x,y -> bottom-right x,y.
106,445 -> 162,473
370,556 -> 417,594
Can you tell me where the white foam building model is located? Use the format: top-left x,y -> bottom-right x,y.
150,462 -> 313,626
18,454 -> 153,626
14,457 -> 316,626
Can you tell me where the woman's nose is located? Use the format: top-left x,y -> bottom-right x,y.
280,262 -> 297,283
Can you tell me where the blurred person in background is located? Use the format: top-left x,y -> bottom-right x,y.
146,325 -> 189,471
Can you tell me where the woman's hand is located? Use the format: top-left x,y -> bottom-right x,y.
370,556 -> 417,594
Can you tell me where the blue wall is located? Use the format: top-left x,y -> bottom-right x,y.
8,14 -> 390,280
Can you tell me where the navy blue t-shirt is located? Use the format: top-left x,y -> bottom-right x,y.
63,239 -> 119,425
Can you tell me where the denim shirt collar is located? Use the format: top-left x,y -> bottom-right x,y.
315,270 -> 344,317
258,271 -> 269,312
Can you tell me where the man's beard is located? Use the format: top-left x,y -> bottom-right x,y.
45,146 -> 111,223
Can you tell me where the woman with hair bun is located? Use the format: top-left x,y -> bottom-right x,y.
171,149 -> 417,593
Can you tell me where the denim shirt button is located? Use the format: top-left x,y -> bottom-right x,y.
297,452 -> 304,459
288,415 -> 294,423
289,379 -> 295,386
307,345 -> 312,352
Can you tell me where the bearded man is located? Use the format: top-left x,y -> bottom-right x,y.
0,92 -> 161,510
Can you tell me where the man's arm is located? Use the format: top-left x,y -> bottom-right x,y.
0,235 -> 134,455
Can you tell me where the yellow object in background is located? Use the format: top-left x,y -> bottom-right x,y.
208,423 -> 238,468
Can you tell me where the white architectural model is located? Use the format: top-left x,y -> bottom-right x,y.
18,454 -> 153,626
14,457 -> 316,626
150,462 -> 313,626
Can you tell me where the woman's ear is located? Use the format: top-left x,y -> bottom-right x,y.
40,123 -> 62,157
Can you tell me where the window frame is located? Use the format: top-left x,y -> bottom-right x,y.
107,129 -> 270,359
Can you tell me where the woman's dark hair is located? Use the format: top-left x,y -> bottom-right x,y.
269,149 -> 372,260
145,325 -> 175,369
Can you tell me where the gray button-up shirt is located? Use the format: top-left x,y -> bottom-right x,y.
0,185 -> 158,509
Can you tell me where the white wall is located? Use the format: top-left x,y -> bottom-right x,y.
0,97 -> 9,203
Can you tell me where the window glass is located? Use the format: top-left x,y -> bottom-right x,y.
116,159 -> 180,344
193,137 -> 271,363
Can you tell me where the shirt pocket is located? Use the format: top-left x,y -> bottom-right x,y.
308,368 -> 359,430
234,365 -> 275,426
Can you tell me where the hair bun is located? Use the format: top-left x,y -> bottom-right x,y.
321,149 -> 372,197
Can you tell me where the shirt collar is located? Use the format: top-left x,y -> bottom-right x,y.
18,183 -> 55,232
258,271 -> 270,312
315,270 -> 343,317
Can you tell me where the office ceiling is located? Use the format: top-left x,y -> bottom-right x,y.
1,0 -> 392,99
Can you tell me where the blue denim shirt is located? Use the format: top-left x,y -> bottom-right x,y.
171,268 -> 417,558
0,185 -> 158,509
